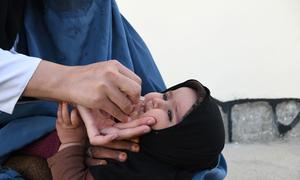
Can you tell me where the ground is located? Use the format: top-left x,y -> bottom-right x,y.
223,140 -> 300,180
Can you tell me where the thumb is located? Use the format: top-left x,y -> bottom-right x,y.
70,109 -> 82,127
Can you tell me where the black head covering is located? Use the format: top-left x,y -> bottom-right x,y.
140,79 -> 225,169
0,0 -> 26,50
90,79 -> 225,180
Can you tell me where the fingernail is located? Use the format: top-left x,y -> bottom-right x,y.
143,127 -> 151,133
131,144 -> 140,152
98,160 -> 107,165
131,138 -> 139,143
147,119 -> 155,125
118,152 -> 127,161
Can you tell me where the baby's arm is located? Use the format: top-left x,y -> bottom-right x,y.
47,102 -> 94,180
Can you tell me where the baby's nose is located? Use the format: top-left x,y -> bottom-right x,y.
152,98 -> 167,109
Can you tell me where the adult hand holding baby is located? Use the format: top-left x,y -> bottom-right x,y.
56,102 -> 156,165
77,105 -> 155,145
78,105 -> 156,164
77,105 -> 156,164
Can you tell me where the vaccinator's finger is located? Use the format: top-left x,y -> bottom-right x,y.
85,157 -> 107,166
89,134 -> 119,146
114,117 -> 156,129
107,87 -> 133,115
100,127 -> 119,135
101,99 -> 129,122
113,60 -> 142,86
89,146 -> 127,162
129,137 -> 139,144
112,74 -> 141,105
116,125 -> 151,140
100,140 -> 139,152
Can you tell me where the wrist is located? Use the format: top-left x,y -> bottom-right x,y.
59,135 -> 87,146
59,142 -> 86,151
23,60 -> 75,102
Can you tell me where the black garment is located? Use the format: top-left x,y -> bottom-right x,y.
0,0 -> 26,50
90,79 -> 225,180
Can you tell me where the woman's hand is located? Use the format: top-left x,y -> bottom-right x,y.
67,60 -> 142,122
85,138 -> 140,166
24,60 -> 142,122
77,105 -> 155,146
76,106 -> 155,166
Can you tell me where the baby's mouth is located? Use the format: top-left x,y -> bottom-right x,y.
130,97 -> 146,119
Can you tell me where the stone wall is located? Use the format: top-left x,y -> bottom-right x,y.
215,98 -> 300,143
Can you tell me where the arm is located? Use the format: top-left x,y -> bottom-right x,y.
23,60 -> 71,103
0,49 -> 41,114
49,102 -> 152,179
0,49 -> 141,121
41,98 -> 154,178
48,102 -> 94,180
24,60 -> 141,122
48,145 -> 94,180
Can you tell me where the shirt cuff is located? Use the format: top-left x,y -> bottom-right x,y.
0,49 -> 41,114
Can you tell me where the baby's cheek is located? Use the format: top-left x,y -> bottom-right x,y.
151,113 -> 170,130
140,109 -> 170,130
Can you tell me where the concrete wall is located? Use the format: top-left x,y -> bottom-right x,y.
217,99 -> 300,143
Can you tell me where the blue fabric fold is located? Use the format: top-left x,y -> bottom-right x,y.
24,0 -> 165,95
0,167 -> 24,180
0,101 -> 57,164
193,154 -> 227,180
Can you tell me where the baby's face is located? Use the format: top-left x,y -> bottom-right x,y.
131,87 -> 197,130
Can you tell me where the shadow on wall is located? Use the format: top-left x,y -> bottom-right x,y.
215,98 -> 300,143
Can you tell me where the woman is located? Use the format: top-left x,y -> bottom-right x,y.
0,1 -> 227,179
0,0 -> 164,163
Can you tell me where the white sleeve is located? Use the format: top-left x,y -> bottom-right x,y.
0,48 -> 41,114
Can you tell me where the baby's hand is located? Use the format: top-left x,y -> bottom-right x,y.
56,102 -> 87,145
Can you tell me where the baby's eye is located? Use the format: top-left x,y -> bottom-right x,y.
163,93 -> 168,101
167,109 -> 173,122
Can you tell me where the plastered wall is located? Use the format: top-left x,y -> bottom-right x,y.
118,0 -> 300,101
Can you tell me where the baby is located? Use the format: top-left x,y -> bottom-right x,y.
48,79 -> 225,180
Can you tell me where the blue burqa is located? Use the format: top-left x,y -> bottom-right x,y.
0,0 -> 226,179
